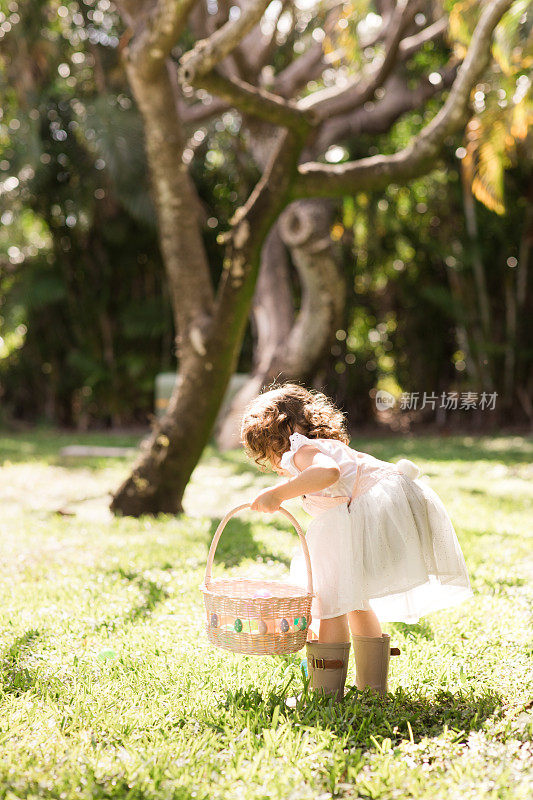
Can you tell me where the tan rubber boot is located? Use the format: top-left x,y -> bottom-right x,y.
352,633 -> 400,696
306,641 -> 351,700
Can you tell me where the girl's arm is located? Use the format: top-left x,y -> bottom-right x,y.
250,446 -> 340,513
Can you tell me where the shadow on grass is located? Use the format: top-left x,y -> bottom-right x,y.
95,569 -> 170,631
206,517 -> 291,569
221,681 -> 503,748
1,629 -> 40,695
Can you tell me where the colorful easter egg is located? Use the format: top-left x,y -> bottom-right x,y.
210,613 -> 218,628
258,620 -> 268,635
280,618 -> 289,633
234,618 -> 243,633
300,657 -> 308,677
298,616 -> 307,631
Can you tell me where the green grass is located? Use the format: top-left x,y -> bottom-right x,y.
1,430 -> 532,800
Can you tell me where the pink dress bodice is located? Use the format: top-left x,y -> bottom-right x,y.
279,432 -> 400,516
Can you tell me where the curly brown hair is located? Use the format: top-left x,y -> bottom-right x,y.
240,382 -> 348,470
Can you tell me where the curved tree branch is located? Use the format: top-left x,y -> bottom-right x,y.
276,199 -> 346,376
236,0 -> 290,78
399,16 -> 449,59
272,41 -> 327,98
179,0 -> 272,85
297,0 -> 419,122
292,0 -> 513,198
271,1 -> 343,98
215,198 -> 345,450
189,69 -> 315,131
179,94 -> 230,124
121,0 -> 197,80
308,62 -> 458,157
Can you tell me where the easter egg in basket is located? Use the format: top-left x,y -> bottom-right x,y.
202,503 -> 313,655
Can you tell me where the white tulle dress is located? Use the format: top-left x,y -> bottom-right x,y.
282,432 -> 473,623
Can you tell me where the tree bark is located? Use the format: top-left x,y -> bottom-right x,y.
276,199 -> 345,377
445,263 -> 482,386
461,155 -> 491,338
110,318 -> 246,515
215,197 -> 345,449
214,223 -> 294,450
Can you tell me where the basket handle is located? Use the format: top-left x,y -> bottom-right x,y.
204,503 -> 313,596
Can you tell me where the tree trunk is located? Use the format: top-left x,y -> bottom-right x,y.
461,165 -> 491,332
214,222 -> 293,449
460,165 -> 494,391
111,124 -> 307,513
445,263 -> 481,385
111,59 -> 219,515
110,328 -> 246,515
277,199 -> 345,375
215,197 -> 345,449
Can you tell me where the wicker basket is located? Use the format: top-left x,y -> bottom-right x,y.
201,503 -> 313,655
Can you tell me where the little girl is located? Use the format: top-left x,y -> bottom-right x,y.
241,383 -> 472,700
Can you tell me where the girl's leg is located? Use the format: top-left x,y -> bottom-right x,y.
318,614 -> 350,642
348,609 -> 382,637
317,610 -> 382,641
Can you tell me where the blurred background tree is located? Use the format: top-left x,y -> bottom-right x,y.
0,0 -> 172,425
0,0 -> 531,439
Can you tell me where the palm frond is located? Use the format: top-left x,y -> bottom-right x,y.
510,92 -> 533,139
493,0 -> 531,75
455,1 -> 533,215
471,119 -> 508,215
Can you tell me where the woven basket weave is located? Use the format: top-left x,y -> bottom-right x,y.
201,503 -> 313,655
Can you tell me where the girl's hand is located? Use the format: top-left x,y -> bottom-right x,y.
250,488 -> 283,513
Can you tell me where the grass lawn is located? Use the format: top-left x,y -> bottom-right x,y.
1,428 -> 532,799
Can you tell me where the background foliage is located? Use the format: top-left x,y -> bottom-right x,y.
0,0 -> 531,428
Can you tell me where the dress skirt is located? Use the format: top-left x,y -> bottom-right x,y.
289,473 -> 473,623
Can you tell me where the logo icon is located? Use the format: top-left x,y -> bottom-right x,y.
375,390 -> 395,411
